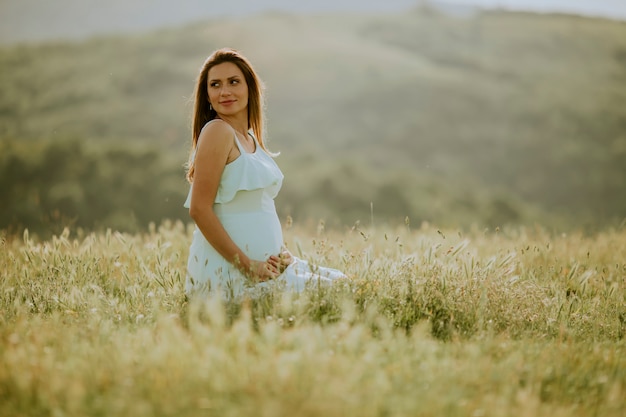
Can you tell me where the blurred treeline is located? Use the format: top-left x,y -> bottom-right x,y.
0,138 -> 187,234
1,7 -> 625,236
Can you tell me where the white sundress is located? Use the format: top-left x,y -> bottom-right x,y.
184,122 -> 345,299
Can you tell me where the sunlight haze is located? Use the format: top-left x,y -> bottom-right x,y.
1,0 -> 625,44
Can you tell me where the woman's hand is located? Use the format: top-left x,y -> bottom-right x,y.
268,250 -> 294,274
248,260 -> 280,282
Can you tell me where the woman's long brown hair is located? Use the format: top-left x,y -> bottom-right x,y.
186,48 -> 269,183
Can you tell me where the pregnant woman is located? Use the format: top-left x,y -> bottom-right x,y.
184,48 -> 345,299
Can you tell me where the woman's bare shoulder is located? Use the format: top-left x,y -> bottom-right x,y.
197,119 -> 234,151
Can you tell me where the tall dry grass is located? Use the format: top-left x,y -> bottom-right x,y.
1,221 -> 625,416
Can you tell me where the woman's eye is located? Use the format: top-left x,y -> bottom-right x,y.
230,79 -> 239,85
210,82 -> 219,88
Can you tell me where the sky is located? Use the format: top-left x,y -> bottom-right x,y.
1,0 -> 625,44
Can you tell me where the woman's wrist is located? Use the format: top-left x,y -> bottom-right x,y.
233,253 -> 251,275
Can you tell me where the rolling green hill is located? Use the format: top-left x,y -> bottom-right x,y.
1,8 -> 625,233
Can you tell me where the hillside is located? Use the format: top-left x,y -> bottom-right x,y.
1,9 -> 626,233
2,1 -> 625,44
0,0 -> 418,44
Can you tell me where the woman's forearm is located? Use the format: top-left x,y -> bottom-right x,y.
190,206 -> 251,273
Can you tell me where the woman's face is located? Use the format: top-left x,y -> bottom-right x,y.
207,62 -> 249,117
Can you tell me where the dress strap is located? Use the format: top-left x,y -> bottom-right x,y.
233,130 -> 258,154
232,131 -> 247,154
247,131 -> 259,152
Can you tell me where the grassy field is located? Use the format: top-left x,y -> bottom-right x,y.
1,222 -> 624,416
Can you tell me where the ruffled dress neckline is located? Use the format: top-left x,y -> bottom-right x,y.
184,123 -> 283,209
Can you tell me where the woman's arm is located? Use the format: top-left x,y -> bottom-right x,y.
189,121 -> 279,282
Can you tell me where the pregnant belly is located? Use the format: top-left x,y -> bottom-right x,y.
218,210 -> 283,261
213,189 -> 284,261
